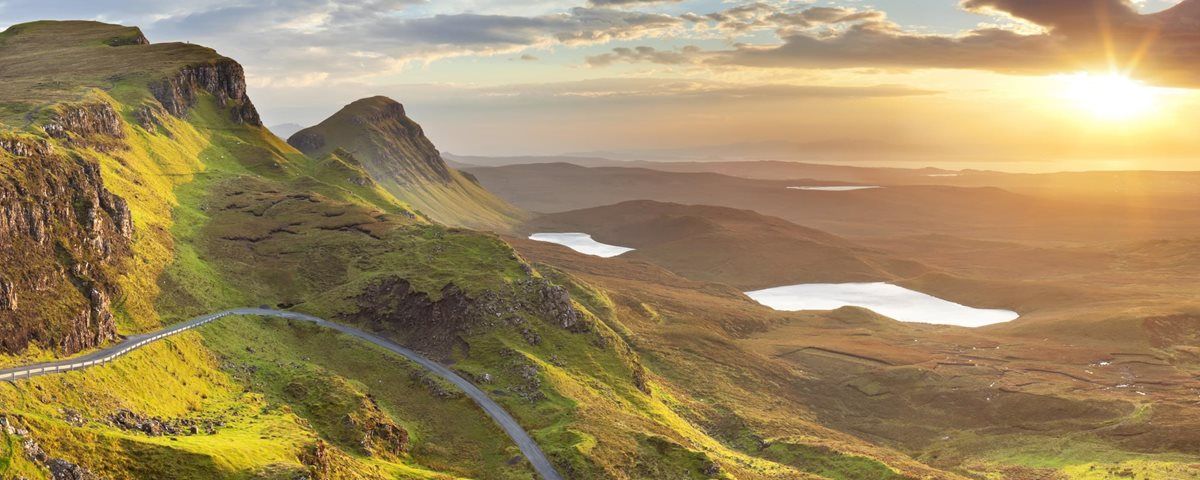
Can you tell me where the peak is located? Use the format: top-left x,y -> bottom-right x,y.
340,96 -> 407,118
354,95 -> 401,106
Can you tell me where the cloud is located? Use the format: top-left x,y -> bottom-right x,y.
600,0 -> 1200,87
682,4 -> 884,34
586,45 -> 702,66
719,23 -> 1064,72
438,78 -> 941,104
588,0 -> 681,6
139,3 -> 684,86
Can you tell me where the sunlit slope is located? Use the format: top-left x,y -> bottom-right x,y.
289,96 -> 526,232
0,20 -> 936,480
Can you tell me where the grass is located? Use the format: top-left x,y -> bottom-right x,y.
199,316 -> 532,479
12,18 -> 1183,480
758,442 -> 907,480
943,432 -> 1200,479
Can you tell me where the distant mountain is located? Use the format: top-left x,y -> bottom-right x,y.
468,163 -> 1200,243
269,122 -> 304,139
568,139 -> 931,162
289,96 -> 525,231
523,200 -> 926,289
443,152 -> 626,169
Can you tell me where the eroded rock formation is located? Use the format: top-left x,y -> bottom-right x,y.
151,59 -> 261,126
0,134 -> 132,355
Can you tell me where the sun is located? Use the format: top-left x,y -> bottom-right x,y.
1060,72 -> 1157,121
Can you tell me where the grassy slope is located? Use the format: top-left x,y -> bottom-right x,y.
2,20 -> 902,480
1,21 -> 518,479
510,235 -> 1200,480
10,20 -> 1191,480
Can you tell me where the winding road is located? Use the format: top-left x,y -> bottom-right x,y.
0,308 -> 565,480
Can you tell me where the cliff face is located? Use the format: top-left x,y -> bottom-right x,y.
151,59 -> 262,126
0,118 -> 132,355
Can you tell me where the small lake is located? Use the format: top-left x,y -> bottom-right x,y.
529,233 -> 635,258
787,186 -> 881,191
745,282 -> 1018,327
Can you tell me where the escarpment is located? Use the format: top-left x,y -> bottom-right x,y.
151,58 -> 262,126
0,133 -> 132,355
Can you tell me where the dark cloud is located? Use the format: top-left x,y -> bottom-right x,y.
961,0 -> 1141,35
722,23 -> 1064,72
620,0 -> 1200,87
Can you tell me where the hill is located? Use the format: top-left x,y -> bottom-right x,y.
4,19 -> 1200,480
289,96 -> 525,231
523,200 -> 926,290
0,20 -> 973,480
467,162 -> 1200,244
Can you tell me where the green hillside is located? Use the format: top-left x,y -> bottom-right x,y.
288,96 -> 526,233
0,20 -> 934,480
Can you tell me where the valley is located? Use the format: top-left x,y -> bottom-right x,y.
1,13 -> 1199,480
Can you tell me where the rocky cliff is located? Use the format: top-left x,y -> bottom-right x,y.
0,119 -> 132,355
151,59 -> 261,126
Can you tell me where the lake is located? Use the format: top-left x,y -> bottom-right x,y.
744,282 -> 1018,327
528,233 -> 635,258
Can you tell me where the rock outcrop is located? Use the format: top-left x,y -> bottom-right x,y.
350,277 -> 476,359
151,59 -> 262,126
43,102 -> 125,152
354,396 -> 410,457
2,416 -> 99,480
0,134 -> 132,355
349,275 -> 587,360
108,409 -> 221,437
533,283 -> 584,331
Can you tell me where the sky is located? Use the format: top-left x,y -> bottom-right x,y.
1,0 -> 1199,170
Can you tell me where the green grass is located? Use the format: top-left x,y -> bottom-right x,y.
0,19 -> 1035,480
759,442 -> 907,480
199,316 -> 533,479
